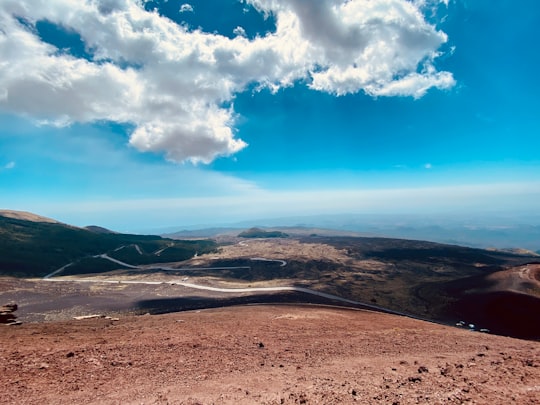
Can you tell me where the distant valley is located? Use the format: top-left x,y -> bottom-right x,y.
161,213 -> 540,252
1,210 -> 539,340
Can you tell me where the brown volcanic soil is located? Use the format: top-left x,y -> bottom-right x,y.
0,209 -> 60,224
438,264 -> 540,340
2,305 -> 539,405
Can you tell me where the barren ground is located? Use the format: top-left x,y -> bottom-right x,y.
1,305 -> 539,405
2,238 -> 539,403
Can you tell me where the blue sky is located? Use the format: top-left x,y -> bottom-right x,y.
0,0 -> 539,231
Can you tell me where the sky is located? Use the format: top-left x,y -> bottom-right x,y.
0,0 -> 539,232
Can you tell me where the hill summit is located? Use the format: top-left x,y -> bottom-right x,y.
0,209 -> 60,224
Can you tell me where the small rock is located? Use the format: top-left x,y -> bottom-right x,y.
1,303 -> 19,325
258,342 -> 264,348
6,320 -> 22,326
73,314 -> 105,320
66,352 -> 75,358
440,364 -> 453,376
418,366 -> 429,373
0,303 -> 17,312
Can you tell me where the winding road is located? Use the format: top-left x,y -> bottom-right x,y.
44,254 -> 287,279
251,257 -> 287,267
42,276 -> 413,319
94,254 -> 140,269
41,252 -> 430,323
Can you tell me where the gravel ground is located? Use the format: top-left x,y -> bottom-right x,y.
1,305 -> 539,404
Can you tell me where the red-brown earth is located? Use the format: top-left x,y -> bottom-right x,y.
1,305 -> 539,405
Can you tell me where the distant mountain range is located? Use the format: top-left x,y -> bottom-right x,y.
3,209 -> 538,278
161,213 -> 540,252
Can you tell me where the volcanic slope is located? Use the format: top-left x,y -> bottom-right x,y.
1,305 -> 539,405
127,235 -> 536,339
1,211 -> 539,339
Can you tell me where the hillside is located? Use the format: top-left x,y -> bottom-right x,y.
238,227 -> 289,238
433,263 -> 540,340
1,211 -> 539,340
0,209 -> 61,224
1,305 -> 539,404
0,212 -> 217,277
84,225 -> 116,234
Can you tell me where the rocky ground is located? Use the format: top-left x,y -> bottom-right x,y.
1,305 -> 539,405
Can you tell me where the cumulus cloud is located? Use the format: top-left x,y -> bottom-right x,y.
250,0 -> 455,97
0,0 -> 454,163
233,26 -> 247,37
179,3 -> 193,13
4,161 -> 15,169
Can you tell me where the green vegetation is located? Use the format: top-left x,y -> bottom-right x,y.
238,227 -> 289,238
108,240 -> 217,265
0,215 -> 218,277
61,257 -> 126,276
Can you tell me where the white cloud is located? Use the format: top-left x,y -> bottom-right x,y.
424,163 -> 432,169
233,26 -> 247,37
0,0 -> 454,163
179,3 -> 193,13
4,161 -> 15,169
270,0 -> 454,97
414,0 -> 449,8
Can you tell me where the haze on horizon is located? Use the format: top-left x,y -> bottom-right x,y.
1,0 -> 538,232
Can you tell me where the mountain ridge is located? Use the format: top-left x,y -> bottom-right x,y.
0,209 -> 62,224
0,211 -> 217,277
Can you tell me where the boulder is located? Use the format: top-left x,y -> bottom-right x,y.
0,303 -> 20,325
